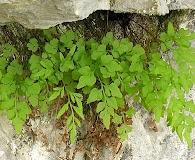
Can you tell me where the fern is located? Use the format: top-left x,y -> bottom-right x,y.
0,22 -> 194,147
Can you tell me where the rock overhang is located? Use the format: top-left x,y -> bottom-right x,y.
0,0 -> 194,29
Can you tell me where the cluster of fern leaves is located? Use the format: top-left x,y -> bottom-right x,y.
0,22 -> 195,147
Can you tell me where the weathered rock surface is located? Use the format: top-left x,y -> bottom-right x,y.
0,0 -> 194,29
117,102 -> 195,160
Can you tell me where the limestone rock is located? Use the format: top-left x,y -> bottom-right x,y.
0,0 -> 110,29
0,0 -> 194,29
116,104 -> 195,160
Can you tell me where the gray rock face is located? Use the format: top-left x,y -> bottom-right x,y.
117,104 -> 195,160
0,0 -> 110,29
0,0 -> 194,29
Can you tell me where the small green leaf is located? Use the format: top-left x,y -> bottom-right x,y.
7,109 -> 16,120
98,44 -> 106,52
74,93 -> 83,98
77,76 -> 86,89
152,53 -> 162,61
45,38 -> 59,54
104,85 -> 111,97
176,124 -> 184,141
106,61 -> 122,72
72,70 -> 80,80
125,107 -> 136,118
111,50 -> 119,58
7,60 -> 23,75
106,32 -> 114,40
112,40 -> 120,48
42,52 -> 48,59
70,124 -> 76,144
175,39 -> 191,48
57,103 -> 69,119
0,57 -> 7,70
39,101 -> 49,113
100,67 -> 113,78
164,40 -> 172,49
29,54 -> 41,65
18,102 -> 32,115
27,38 -> 39,52
107,97 -> 118,110
185,100 -> 195,113
29,95 -> 38,107
60,60 -> 74,72
101,55 -> 113,65
73,105 -> 84,120
75,96 -> 83,112
27,83 -> 41,95
167,22 -> 175,37
1,98 -> 14,110
91,50 -> 103,60
118,44 -> 128,55
68,123 -> 73,131
117,126 -> 124,134
170,112 -> 184,127
120,61 -> 129,72
119,132 -> 128,142
185,115 -> 194,127
117,125 -> 132,141
103,114 -> 110,129
82,86 -> 92,94
3,43 -> 17,58
107,107 -> 115,116
75,117 -> 81,127
48,75 -> 59,85
66,115 -> 73,127
12,116 -> 24,134
134,95 -> 140,103
59,52 -> 65,62
112,113 -> 122,124
43,27 -> 57,40
160,32 -> 169,42
48,90 -> 60,101
87,88 -> 102,104
78,66 -> 91,75
116,97 -> 125,107
96,102 -> 106,113
77,73 -> 96,89
40,59 -> 53,69
109,83 -> 122,98
34,69 -> 46,77
184,130 -> 192,148
153,105 -> 164,122
66,45 -> 76,59
142,82 -> 153,97
67,30 -> 77,38
161,43 -> 167,51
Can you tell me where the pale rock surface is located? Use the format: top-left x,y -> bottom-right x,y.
117,103 -> 195,160
0,0 -> 110,29
0,0 -> 194,29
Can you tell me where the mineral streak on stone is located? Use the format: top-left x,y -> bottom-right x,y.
0,0 -> 194,29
